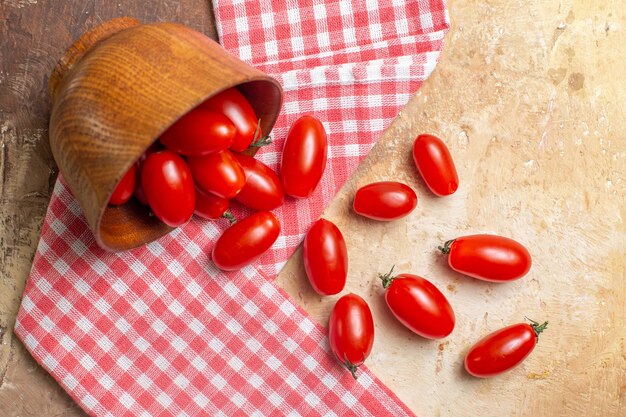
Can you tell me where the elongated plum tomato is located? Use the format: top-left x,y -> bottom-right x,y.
281,115 -> 328,198
233,153 -> 284,211
379,267 -> 454,339
141,150 -> 195,227
109,164 -> 136,205
194,186 -> 235,223
160,108 -> 236,156
413,134 -> 459,196
187,150 -> 246,199
303,219 -> 347,295
465,319 -> 548,377
134,142 -> 164,205
202,88 -> 261,152
328,293 -> 374,379
353,181 -> 417,221
440,234 -> 532,282
212,211 -> 280,271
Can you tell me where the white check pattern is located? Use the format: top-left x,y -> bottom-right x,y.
15,0 -> 449,415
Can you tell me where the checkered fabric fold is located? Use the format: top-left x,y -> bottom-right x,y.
15,1 -> 448,415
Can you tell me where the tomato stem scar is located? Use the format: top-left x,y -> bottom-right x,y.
438,239 -> 455,254
378,265 -> 396,289
248,118 -> 272,148
525,317 -> 549,341
222,211 -> 237,224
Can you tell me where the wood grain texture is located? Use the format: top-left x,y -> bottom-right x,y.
50,18 -> 281,251
1,0 -> 625,416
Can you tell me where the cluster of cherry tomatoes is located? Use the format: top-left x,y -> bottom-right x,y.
108,87 -> 328,270
304,135 -> 547,379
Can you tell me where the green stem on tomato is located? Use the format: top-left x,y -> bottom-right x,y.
438,239 -> 456,254
378,265 -> 396,289
222,211 -> 237,224
248,135 -> 272,147
525,317 -> 549,341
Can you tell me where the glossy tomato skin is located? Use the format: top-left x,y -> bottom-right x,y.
212,211 -> 280,271
441,234 -> 532,282
303,219 -> 348,295
141,150 -> 195,227
382,273 -> 455,339
281,115 -> 328,198
465,321 -> 547,377
160,109 -> 235,156
233,153 -> 284,211
109,164 -> 136,205
134,142 -> 164,205
188,150 -> 246,199
353,181 -> 417,221
194,186 -> 230,220
413,134 -> 459,196
328,293 -> 374,379
202,88 -> 259,152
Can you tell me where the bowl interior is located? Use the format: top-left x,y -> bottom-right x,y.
99,78 -> 283,251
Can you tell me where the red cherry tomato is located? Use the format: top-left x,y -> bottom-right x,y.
440,234 -> 532,282
413,134 -> 459,196
109,164 -> 136,205
328,293 -> 374,379
281,115 -> 328,198
202,88 -> 260,152
353,181 -> 417,221
188,150 -> 246,199
465,319 -> 548,377
134,142 -> 164,205
303,219 -> 347,295
379,267 -> 454,339
194,186 -> 235,223
233,153 -> 284,211
141,150 -> 195,227
212,211 -> 281,271
160,108 -> 236,156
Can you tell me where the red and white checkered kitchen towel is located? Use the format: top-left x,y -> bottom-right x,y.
15,1 -> 449,415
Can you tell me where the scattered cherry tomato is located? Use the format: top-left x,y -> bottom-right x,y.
413,134 -> 459,196
281,115 -> 327,198
141,150 -> 195,227
194,186 -> 235,223
233,153 -> 284,211
212,211 -> 281,271
465,319 -> 548,377
379,267 -> 454,339
353,181 -> 417,221
303,219 -> 347,295
109,164 -> 136,205
439,234 -> 532,282
202,87 -> 261,152
328,293 -> 374,379
160,108 -> 236,156
188,150 -> 246,199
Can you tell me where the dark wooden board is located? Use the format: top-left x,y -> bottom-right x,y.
0,2 -> 216,415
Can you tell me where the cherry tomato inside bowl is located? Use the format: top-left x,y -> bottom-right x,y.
202,87 -> 260,152
353,181 -> 417,221
212,211 -> 281,271
188,150 -> 246,199
160,108 -> 236,156
233,153 -> 284,211
109,164 -> 136,206
465,319 -> 548,377
141,150 -> 195,227
328,293 -> 374,379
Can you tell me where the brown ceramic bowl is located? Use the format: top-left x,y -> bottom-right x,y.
49,17 -> 283,252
